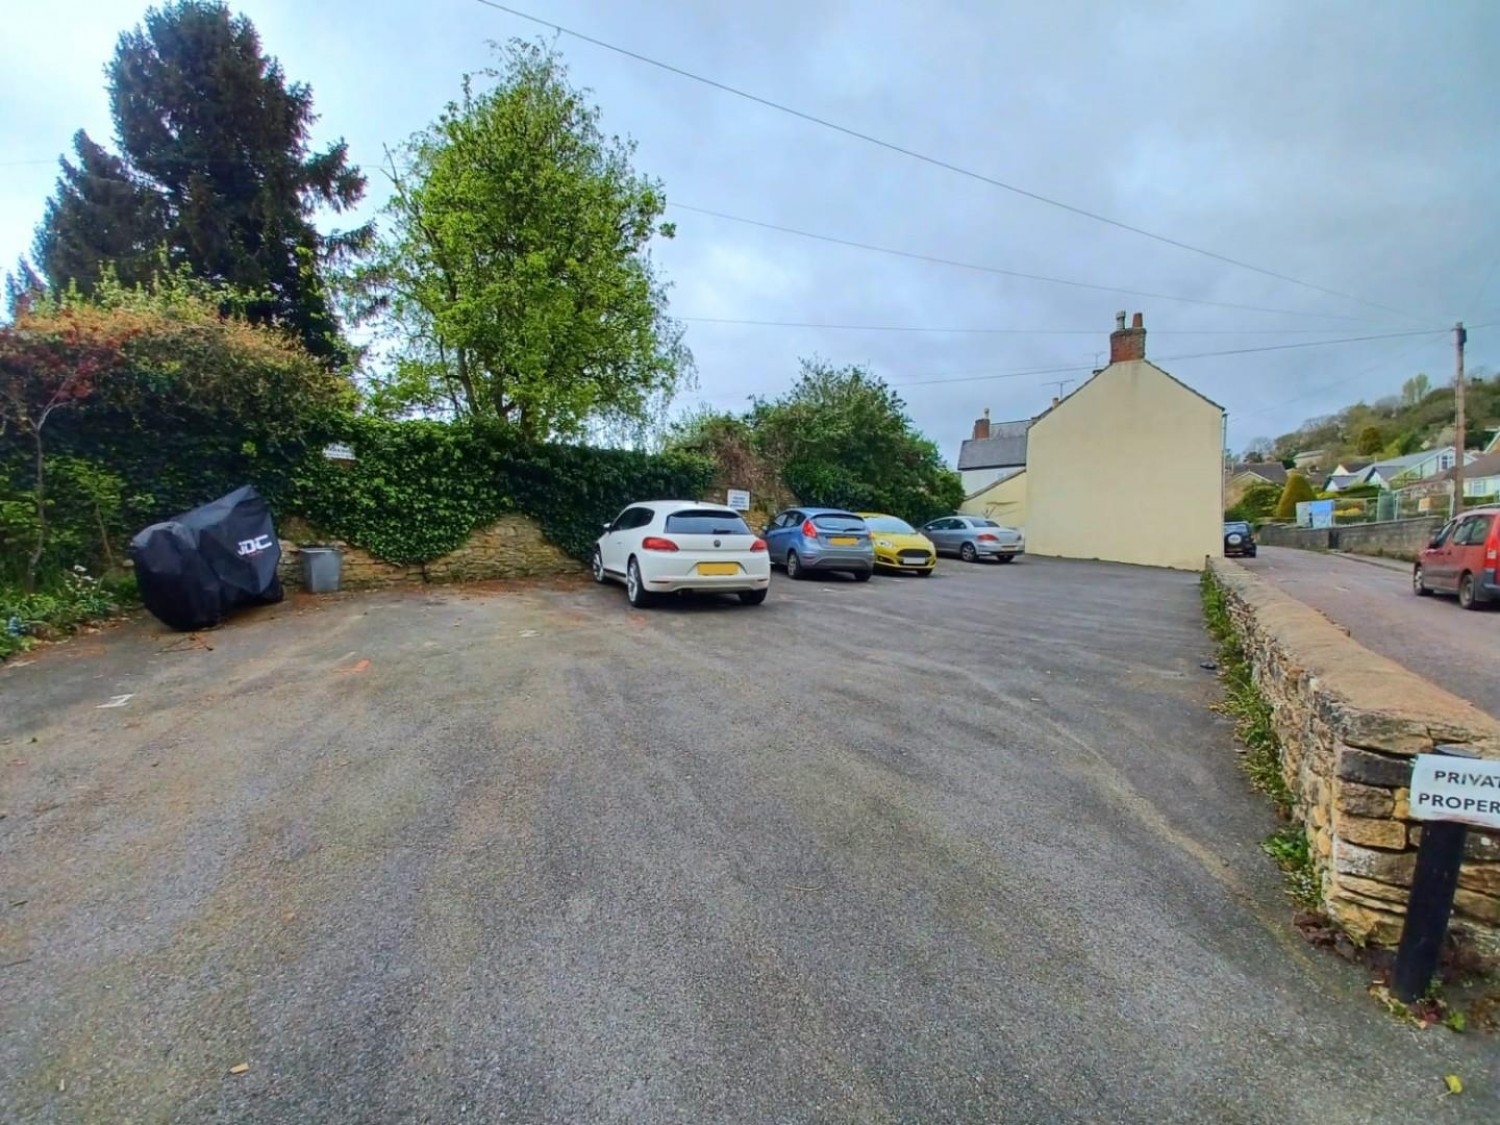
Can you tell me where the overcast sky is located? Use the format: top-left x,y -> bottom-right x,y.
3,0 -> 1497,461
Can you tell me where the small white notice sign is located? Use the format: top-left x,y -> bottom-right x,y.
725,489 -> 751,511
323,442 -> 356,461
1409,754 -> 1500,830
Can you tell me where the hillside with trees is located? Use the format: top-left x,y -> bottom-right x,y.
1240,369 -> 1498,465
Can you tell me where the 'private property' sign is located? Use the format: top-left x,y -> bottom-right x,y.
1409,754 -> 1500,830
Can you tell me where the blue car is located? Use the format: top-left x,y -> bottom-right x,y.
761,507 -> 875,581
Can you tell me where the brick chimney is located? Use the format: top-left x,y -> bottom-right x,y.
971,407 -> 991,441
1109,311 -> 1146,364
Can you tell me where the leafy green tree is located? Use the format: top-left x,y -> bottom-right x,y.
1402,373 -> 1431,406
1355,425 -> 1385,455
31,0 -> 367,360
1238,481 -> 1282,521
749,360 -> 963,524
355,40 -> 690,437
1273,472 -> 1316,520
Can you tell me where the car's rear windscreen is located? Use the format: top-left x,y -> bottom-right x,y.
664,510 -> 751,534
811,514 -> 865,532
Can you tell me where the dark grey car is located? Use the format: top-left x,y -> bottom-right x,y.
921,515 -> 1025,563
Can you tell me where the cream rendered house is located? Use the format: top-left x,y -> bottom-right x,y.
959,469 -> 1028,528
1025,313 -> 1225,571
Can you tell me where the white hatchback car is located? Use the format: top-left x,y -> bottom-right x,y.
593,500 -> 772,608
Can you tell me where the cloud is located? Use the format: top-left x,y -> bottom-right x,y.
3,0 -> 1496,462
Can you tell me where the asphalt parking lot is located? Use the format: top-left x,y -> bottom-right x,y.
2,558 -> 1493,1123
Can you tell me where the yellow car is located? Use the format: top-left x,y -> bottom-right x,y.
858,513 -> 937,575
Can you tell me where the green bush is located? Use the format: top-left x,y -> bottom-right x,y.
1,566 -> 127,661
1273,472 -> 1317,520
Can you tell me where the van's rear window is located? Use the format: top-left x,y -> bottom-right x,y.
811,514 -> 865,532
664,510 -> 751,534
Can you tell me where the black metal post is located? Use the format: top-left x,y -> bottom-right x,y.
1391,745 -> 1475,1003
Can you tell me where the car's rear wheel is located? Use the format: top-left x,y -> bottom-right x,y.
960,542 -> 978,563
853,569 -> 872,583
738,589 -> 768,606
626,558 -> 654,608
1459,572 -> 1479,610
786,550 -> 804,580
1413,565 -> 1431,596
592,548 -> 607,584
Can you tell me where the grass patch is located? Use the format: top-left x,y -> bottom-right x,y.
1200,571 -> 1292,816
1261,824 -> 1319,908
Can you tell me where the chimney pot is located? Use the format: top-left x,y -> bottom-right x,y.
1116,311 -> 1127,329
1108,310 -> 1147,364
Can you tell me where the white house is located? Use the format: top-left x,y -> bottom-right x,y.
956,411 -> 1030,493
1349,447 -> 1476,489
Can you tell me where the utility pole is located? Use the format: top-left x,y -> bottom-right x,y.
1453,321 -> 1467,517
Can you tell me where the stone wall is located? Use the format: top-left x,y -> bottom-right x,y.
1256,516 -> 1444,561
1208,558 -> 1500,945
277,514 -> 582,591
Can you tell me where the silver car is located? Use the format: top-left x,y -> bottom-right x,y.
920,515 -> 1025,563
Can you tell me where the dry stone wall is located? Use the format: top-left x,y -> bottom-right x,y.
276,514 -> 582,591
1209,558 -> 1500,945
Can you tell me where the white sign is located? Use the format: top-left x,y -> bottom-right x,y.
323,442 -> 356,461
1409,754 -> 1500,830
725,489 -> 751,511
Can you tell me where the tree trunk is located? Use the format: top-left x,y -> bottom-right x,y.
24,428 -> 46,593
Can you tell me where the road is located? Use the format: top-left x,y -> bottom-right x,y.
1241,547 -> 1500,719
2,559 -> 1492,1123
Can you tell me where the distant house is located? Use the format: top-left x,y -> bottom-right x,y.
1025,312 -> 1223,570
956,412 -> 1029,493
1444,451 -> 1500,499
960,470 -> 1028,529
1355,446 -> 1478,488
1485,428 -> 1500,455
1293,449 -> 1327,470
1224,462 -> 1287,507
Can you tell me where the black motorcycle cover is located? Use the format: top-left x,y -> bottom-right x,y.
128,485 -> 284,631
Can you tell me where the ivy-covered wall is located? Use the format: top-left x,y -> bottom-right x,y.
288,417 -> 715,564
2,293 -> 715,582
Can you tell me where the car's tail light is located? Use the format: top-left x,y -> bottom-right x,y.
976,533 -> 998,542
750,538 -> 768,552
641,536 -> 678,552
801,519 -> 818,538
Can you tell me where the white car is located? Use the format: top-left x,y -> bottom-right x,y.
592,500 -> 772,608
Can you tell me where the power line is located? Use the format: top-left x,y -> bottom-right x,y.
1227,333 -> 1448,424
677,315 -> 1360,336
885,327 -> 1473,389
669,204 -> 1375,324
470,0 -> 1418,322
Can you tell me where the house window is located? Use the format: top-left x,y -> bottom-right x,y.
1439,452 -> 1455,471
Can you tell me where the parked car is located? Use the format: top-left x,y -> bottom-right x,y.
920,515 -> 1024,563
858,512 -> 936,576
593,500 -> 771,608
761,508 -> 874,581
1223,521 -> 1257,558
1413,506 -> 1500,610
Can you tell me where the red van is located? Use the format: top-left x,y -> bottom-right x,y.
1413,506 -> 1500,610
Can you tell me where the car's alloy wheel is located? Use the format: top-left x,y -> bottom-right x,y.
786,550 -> 803,579
626,558 -> 652,607
1413,565 -> 1429,596
960,542 -> 977,563
592,548 -> 607,584
1459,573 -> 1478,610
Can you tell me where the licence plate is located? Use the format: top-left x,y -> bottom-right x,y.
697,562 -> 739,575
829,536 -> 858,546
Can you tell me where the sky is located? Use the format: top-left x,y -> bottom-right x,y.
3,0 -> 1498,463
